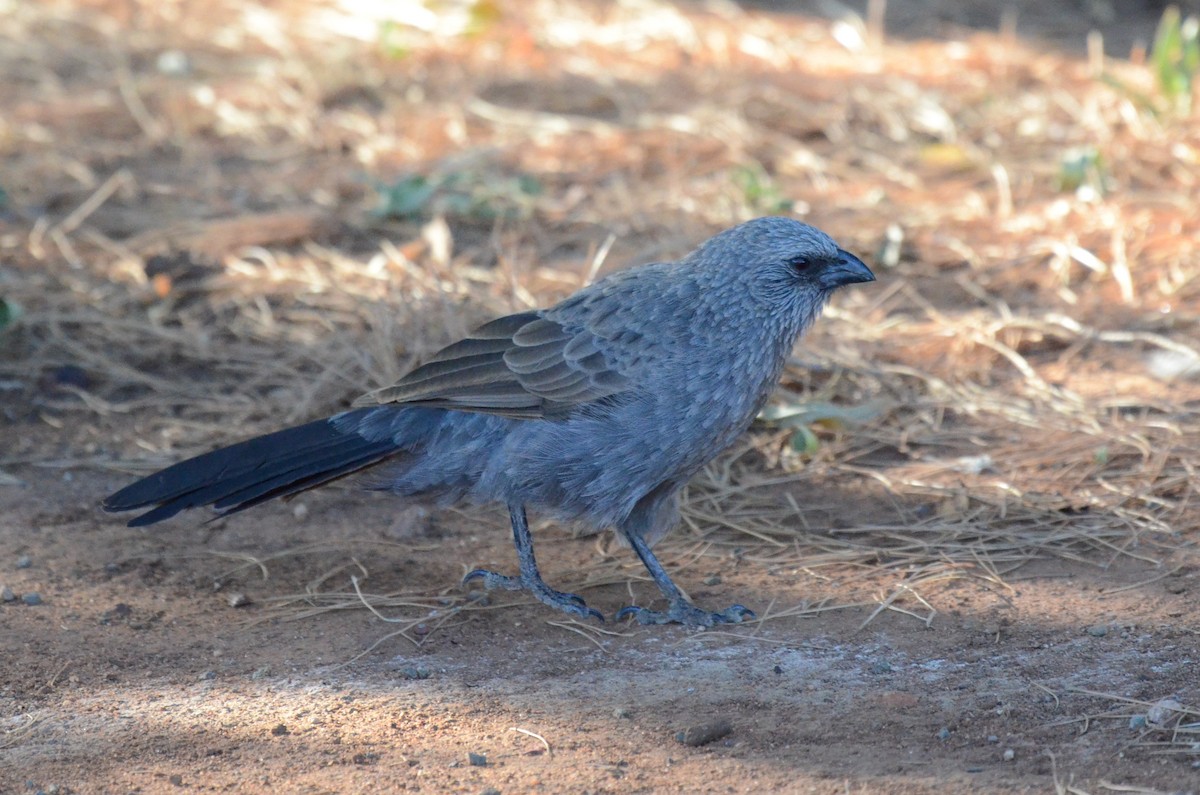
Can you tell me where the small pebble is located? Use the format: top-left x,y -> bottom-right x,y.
703,574 -> 721,586
198,671 -> 216,681
271,724 -> 289,736
936,727 -> 951,741
773,664 -> 783,675
481,789 -> 501,795
868,660 -> 893,675
468,752 -> 487,767
16,555 -> 31,569
22,592 -> 42,606
987,735 -> 999,744
675,719 -> 733,747
1086,624 -> 1108,637
169,773 -> 184,786
52,364 -> 89,390
156,49 -> 192,76
1003,748 -> 1015,761
1,586 -> 15,602
612,707 -> 631,719
398,666 -> 431,680
226,593 -> 251,608
1147,698 -> 1183,726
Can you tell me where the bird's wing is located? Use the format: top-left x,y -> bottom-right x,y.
353,310 -> 631,418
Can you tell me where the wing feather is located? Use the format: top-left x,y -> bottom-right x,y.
354,310 -> 630,418
505,340 -> 572,373
511,318 -> 571,346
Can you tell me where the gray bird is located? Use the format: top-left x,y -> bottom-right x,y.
103,217 -> 874,627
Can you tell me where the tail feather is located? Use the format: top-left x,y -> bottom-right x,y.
103,410 -> 402,527
209,443 -> 398,513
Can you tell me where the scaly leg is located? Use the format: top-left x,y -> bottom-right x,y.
615,529 -> 754,628
463,503 -> 604,622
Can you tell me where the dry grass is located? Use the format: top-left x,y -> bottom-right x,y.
2,0 -> 1198,759
1047,688 -> 1200,766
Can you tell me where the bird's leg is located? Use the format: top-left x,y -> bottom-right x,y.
615,530 -> 754,628
463,503 -> 604,622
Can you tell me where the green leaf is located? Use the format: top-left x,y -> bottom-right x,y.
0,298 -> 22,332
377,20 -> 411,60
373,175 -> 438,219
1153,6 -> 1183,93
373,169 -> 545,223
732,163 -> 793,214
1057,146 -> 1108,195
760,398 -> 890,429
789,425 -> 820,454
516,174 -> 542,196
1150,6 -> 1199,113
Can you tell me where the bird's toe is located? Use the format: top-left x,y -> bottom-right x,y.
718,604 -> 756,623
616,601 -> 755,628
530,583 -> 605,623
462,568 -> 521,591
463,569 -> 603,622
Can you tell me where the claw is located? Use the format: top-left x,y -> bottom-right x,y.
721,604 -> 756,622
576,604 -> 607,623
462,568 -> 522,591
615,525 -> 754,628
462,566 -> 604,622
614,605 -> 643,622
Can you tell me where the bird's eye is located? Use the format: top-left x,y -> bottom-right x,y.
787,256 -> 813,271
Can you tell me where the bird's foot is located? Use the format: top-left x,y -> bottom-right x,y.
615,601 -> 755,628
463,568 -> 604,622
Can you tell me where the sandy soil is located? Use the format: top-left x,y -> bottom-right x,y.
2,462 -> 1197,793
3,0 -> 1199,793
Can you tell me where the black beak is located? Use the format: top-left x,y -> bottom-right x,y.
820,249 -> 876,289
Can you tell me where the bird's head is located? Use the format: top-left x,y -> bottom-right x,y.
687,216 -> 875,305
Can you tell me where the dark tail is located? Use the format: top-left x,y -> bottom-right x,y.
103,408 -> 402,527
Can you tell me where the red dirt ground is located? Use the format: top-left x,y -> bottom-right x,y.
3,1 -> 1198,793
